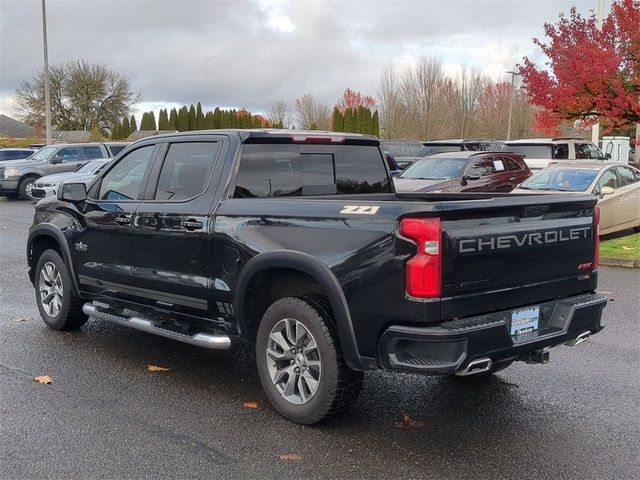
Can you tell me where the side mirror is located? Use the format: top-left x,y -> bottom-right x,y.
600,186 -> 615,196
58,182 -> 87,202
50,157 -> 63,164
464,173 -> 481,181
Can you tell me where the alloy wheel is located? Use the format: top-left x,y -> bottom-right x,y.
39,262 -> 63,317
266,318 -> 322,405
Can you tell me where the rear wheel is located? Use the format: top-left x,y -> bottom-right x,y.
35,249 -> 88,330
256,296 -> 363,424
18,176 -> 38,200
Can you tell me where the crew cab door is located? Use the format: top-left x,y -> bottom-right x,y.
130,138 -> 226,317
73,143 -> 157,297
47,146 -> 86,174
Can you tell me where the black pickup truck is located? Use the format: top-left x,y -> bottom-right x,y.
27,130 -> 607,424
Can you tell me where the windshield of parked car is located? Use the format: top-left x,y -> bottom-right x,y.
415,145 -> 461,157
506,145 -> 553,159
400,157 -> 468,180
77,160 -> 109,174
519,168 -> 598,192
27,146 -> 57,162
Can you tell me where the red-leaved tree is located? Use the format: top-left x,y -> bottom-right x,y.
336,88 -> 376,111
519,0 -> 640,134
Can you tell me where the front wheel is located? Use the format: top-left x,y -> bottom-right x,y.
35,249 -> 88,330
18,176 -> 38,200
256,297 -> 363,424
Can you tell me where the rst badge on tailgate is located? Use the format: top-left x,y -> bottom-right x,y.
339,205 -> 380,215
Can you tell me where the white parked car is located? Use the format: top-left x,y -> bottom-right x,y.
513,162 -> 640,236
506,138 -> 608,171
31,159 -> 111,200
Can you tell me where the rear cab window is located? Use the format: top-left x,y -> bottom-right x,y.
507,144 -> 553,159
233,143 -> 391,198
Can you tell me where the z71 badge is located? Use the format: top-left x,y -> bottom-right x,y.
339,205 -> 380,215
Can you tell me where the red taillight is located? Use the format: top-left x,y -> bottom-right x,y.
594,206 -> 600,269
399,218 -> 441,298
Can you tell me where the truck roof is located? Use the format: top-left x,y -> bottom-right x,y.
142,129 -> 380,144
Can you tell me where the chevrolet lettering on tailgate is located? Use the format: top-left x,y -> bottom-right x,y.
458,226 -> 592,253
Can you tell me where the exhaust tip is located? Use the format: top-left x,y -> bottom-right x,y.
456,357 -> 492,376
565,330 -> 591,347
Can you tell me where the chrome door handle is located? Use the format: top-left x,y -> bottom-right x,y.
114,216 -> 131,225
182,220 -> 204,230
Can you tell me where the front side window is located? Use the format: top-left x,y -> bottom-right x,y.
585,143 -> 604,160
233,144 -> 390,198
53,147 -> 80,162
154,142 -> 220,201
29,146 -> 57,162
594,169 -> 618,194
466,159 -> 491,177
97,145 -> 155,200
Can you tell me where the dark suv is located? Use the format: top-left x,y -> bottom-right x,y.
394,151 -> 531,193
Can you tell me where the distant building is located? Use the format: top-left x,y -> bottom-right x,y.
0,114 -> 34,138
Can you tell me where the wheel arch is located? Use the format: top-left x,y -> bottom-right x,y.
234,250 -> 366,371
27,226 -> 80,296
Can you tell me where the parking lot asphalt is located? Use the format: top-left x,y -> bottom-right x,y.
1,198 -> 639,480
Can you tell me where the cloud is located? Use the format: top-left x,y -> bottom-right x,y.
0,0 -> 603,117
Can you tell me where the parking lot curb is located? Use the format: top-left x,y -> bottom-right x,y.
599,257 -> 640,269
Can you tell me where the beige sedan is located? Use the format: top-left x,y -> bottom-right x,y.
513,161 -> 640,236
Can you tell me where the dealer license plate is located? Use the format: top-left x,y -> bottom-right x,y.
510,307 -> 540,336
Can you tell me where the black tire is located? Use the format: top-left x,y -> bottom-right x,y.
634,226 -> 640,233
256,296 -> 363,424
35,249 -> 88,330
18,175 -> 38,200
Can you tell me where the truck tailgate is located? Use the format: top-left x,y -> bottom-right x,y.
436,194 -> 598,319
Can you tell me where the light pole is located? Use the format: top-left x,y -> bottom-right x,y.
41,0 -> 52,144
506,71 -> 521,141
591,0 -> 605,145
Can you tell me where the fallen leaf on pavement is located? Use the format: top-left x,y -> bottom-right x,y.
13,317 -> 30,322
277,454 -> 303,462
146,365 -> 170,372
34,375 -> 53,385
243,401 -> 260,409
394,413 -> 426,430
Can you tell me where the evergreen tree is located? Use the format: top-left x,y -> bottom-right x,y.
178,106 -> 189,131
139,112 -> 148,130
169,108 -> 178,130
372,110 -> 380,137
129,114 -> 137,133
149,111 -> 157,131
196,102 -> 205,130
158,109 -> 169,130
111,121 -> 121,140
188,104 -> 196,130
332,106 -> 343,132
310,122 -> 318,130
213,107 -> 221,129
362,108 -> 372,135
343,108 -> 353,132
356,106 -> 364,133
121,116 -> 130,137
204,111 -> 215,129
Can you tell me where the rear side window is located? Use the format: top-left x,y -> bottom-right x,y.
616,166 -> 639,187
508,145 -> 552,159
553,144 -> 569,159
503,157 -> 522,171
82,146 -> 104,159
233,144 -> 391,198
155,142 -> 220,201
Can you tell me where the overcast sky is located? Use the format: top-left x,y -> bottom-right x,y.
0,0 -> 607,120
